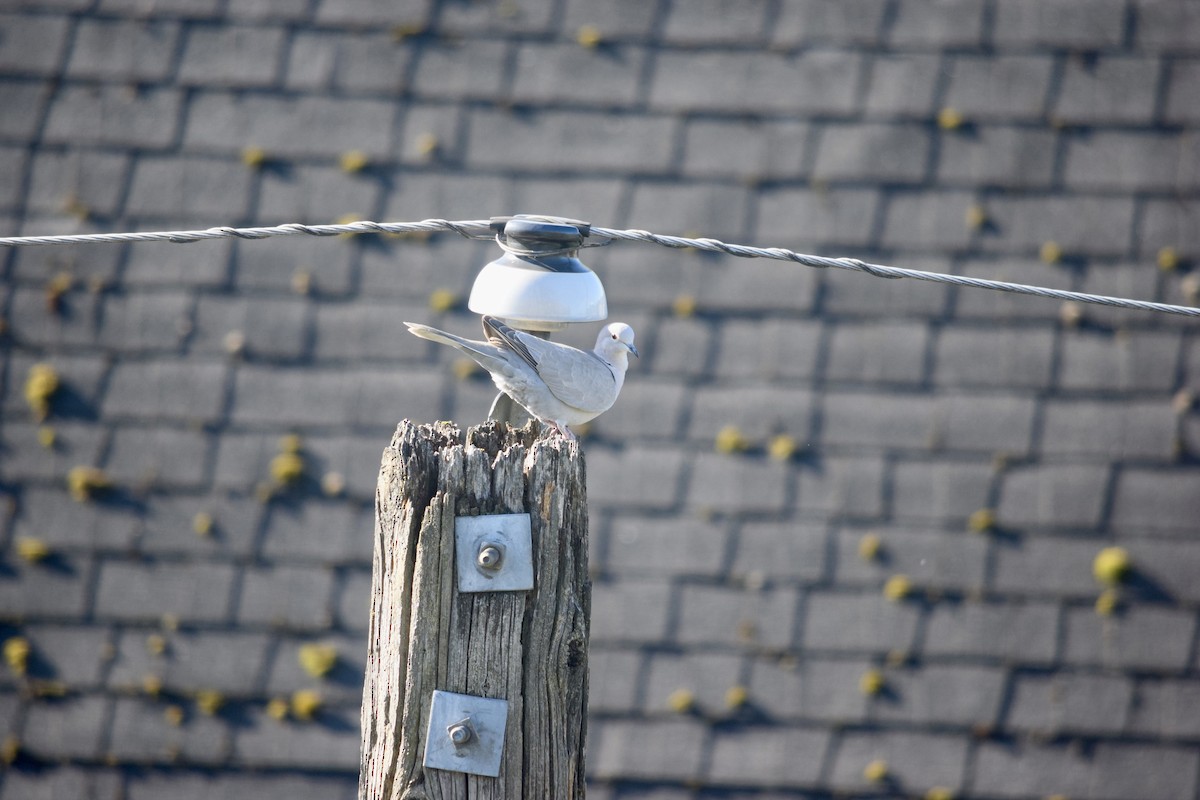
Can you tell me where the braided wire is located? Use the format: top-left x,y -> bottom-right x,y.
1,218 -> 1196,318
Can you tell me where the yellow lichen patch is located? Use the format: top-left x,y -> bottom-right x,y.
414,132 -> 440,159
279,433 -> 303,454
1,736 -> 19,765
241,146 -> 268,169
266,696 -> 290,721
1059,301 -> 1084,328
146,634 -> 167,656
389,22 -> 426,41
339,150 -> 370,174
321,471 -> 346,497
767,434 -> 797,462
161,613 -> 180,632
1093,546 -> 1131,586
142,674 -> 163,697
61,191 -> 92,222
428,288 -> 460,313
965,204 -> 989,231
15,536 -> 52,564
666,688 -> 695,713
223,329 -> 246,356
742,569 -> 766,591
37,425 -> 57,449
1040,241 -> 1063,265
298,643 -> 339,679
967,507 -> 996,534
1157,246 -> 1179,272
925,787 -> 956,800
576,24 -> 604,48
3,637 -> 30,676
291,269 -> 312,296
863,759 -> 889,783
452,358 -> 481,381
31,679 -> 67,698
714,425 -> 750,454
858,532 -> 883,562
67,466 -> 112,502
724,685 -> 749,709
1173,389 -> 1195,415
24,363 -> 60,421
1095,588 -> 1120,617
163,705 -> 185,727
45,272 -> 73,315
883,574 -> 913,602
192,512 -> 214,537
290,689 -> 323,721
270,451 -> 305,486
859,668 -> 885,696
1181,273 -> 1200,304
672,293 -> 698,318
937,107 -> 964,131
195,689 -> 225,716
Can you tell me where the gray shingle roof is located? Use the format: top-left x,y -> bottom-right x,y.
2,1 -> 1199,798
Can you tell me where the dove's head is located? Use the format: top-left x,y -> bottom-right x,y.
596,322 -> 639,366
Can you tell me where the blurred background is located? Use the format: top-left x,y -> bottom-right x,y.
2,1 -> 1199,798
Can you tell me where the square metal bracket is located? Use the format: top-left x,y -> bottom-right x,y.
422,690 -> 509,777
455,513 -> 534,593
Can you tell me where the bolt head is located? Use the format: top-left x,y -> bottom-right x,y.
476,543 -> 503,570
447,719 -> 474,746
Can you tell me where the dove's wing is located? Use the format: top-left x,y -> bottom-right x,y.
483,317 -> 618,413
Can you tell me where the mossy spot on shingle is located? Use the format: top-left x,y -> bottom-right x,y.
241,146 -> 268,169
1093,546 -> 1131,586
1040,241 -> 1063,265
195,689 -> 225,716
16,537 -> 51,564
3,637 -> 30,676
67,466 -> 112,503
24,363 -> 60,421
298,643 -> 339,679
859,668 -> 885,696
339,149 -> 370,174
967,508 -> 996,534
576,25 -> 603,48
883,574 -> 913,602
767,434 -> 797,462
666,688 -> 695,713
291,689 -> 322,721
858,532 -> 883,561
715,425 -> 750,454
428,288 -> 460,313
863,759 -> 889,783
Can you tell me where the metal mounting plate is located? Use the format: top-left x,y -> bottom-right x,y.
455,513 -> 534,593
422,690 -> 509,777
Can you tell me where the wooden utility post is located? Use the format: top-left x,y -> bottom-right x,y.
359,420 -> 590,799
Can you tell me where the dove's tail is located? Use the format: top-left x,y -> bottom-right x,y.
404,322 -> 509,372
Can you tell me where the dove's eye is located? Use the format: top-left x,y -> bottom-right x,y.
611,333 -> 618,340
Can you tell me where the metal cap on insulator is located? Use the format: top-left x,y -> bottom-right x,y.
467,215 -> 608,332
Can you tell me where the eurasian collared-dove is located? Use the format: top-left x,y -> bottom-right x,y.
404,315 -> 639,439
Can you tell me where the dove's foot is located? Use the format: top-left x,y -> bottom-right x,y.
543,420 -> 576,441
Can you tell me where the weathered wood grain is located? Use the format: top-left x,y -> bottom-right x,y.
359,420 -> 589,800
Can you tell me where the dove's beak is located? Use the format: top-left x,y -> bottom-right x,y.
625,343 -> 640,358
